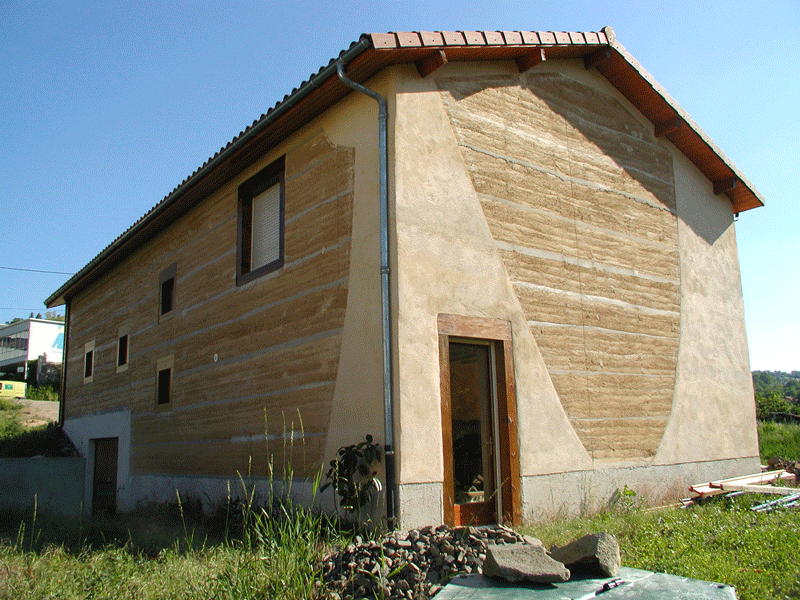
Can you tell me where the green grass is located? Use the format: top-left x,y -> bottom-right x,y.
523,495 -> 800,600
758,420 -> 800,461
25,384 -> 59,402
0,418 -> 798,599
0,485 -> 343,600
0,398 -> 24,440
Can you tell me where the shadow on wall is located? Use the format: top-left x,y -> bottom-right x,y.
441,71 -> 731,247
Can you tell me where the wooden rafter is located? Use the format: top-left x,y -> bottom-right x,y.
416,50 -> 448,78
584,46 -> 612,70
515,48 -> 546,73
713,177 -> 738,195
654,116 -> 683,137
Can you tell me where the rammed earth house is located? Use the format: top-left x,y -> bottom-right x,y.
47,28 -> 763,527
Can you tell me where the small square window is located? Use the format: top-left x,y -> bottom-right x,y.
237,156 -> 284,285
159,263 -> 177,320
83,340 -> 95,384
116,326 -> 129,373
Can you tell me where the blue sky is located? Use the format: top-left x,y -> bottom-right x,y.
1,0 -> 798,371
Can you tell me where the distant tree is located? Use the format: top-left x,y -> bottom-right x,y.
43,311 -> 64,322
4,317 -> 23,326
755,391 -> 792,421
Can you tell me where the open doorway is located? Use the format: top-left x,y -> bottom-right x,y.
438,314 -> 521,526
92,437 -> 118,515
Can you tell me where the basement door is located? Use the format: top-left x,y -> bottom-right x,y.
438,314 -> 521,527
92,437 -> 118,515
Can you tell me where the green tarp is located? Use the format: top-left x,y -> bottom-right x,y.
436,567 -> 737,599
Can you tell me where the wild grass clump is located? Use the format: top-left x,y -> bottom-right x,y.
758,420 -> 800,461
0,409 -> 352,599
25,384 -> 59,402
522,493 -> 800,600
0,398 -> 24,440
0,422 -> 76,458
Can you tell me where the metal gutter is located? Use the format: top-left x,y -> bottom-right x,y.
46,35 -> 374,308
335,60 -> 397,529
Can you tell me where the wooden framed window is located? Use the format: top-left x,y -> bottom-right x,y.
159,263 -> 177,321
116,325 -> 129,373
83,339 -> 95,383
155,355 -> 174,410
237,156 -> 285,286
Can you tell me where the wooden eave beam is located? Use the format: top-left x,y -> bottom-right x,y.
654,116 -> 683,137
515,48 -> 546,73
416,50 -> 448,78
713,176 -> 738,195
584,46 -> 612,70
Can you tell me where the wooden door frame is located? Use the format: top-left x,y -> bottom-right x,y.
438,314 -> 522,526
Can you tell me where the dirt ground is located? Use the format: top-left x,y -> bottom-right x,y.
11,399 -> 59,428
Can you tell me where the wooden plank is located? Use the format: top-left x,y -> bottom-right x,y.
497,338 -> 521,526
437,314 -> 512,340
439,333 -> 455,527
718,483 -> 799,496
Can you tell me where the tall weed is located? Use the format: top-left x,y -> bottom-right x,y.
758,420 -> 800,461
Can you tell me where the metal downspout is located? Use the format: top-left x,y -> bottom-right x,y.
335,61 -> 396,529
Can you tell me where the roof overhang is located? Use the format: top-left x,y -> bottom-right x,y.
46,27 -> 763,308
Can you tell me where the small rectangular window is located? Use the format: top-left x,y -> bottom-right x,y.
157,367 -> 171,405
159,263 -> 177,320
117,335 -> 128,366
83,339 -> 95,384
117,325 -> 130,373
85,350 -> 94,378
237,156 -> 285,285
155,355 -> 174,410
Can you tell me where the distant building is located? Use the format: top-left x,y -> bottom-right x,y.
0,318 -> 64,379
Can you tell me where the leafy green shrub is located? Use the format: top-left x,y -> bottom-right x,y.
0,422 -> 76,457
321,434 -> 382,520
755,391 -> 792,420
26,384 -> 59,402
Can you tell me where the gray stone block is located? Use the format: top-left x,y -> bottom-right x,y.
549,532 -> 621,577
482,543 -> 570,584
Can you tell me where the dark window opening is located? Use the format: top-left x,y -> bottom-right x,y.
160,278 -> 174,315
157,367 -> 171,405
84,350 -> 94,378
159,263 -> 177,318
117,335 -> 128,367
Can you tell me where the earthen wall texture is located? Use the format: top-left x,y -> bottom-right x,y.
64,132 -> 354,477
438,72 -> 680,462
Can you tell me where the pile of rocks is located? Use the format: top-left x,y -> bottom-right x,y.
322,524 -> 525,599
322,525 -> 619,599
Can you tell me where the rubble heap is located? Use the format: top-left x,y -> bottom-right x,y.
322,524 -> 525,599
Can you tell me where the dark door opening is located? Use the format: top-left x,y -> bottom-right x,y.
92,437 -> 118,516
449,341 -> 497,525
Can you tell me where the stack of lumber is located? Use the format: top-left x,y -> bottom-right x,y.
682,469 -> 798,507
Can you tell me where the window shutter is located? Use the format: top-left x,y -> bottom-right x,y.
250,183 -> 281,270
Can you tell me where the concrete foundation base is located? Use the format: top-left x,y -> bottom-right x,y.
521,456 -> 761,521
